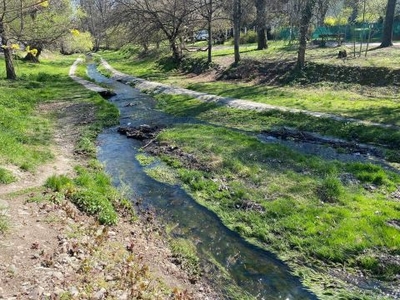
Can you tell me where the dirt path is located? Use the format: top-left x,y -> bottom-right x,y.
0,96 -> 217,298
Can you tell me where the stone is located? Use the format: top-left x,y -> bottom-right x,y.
9,264 -> 17,274
92,288 -> 107,300
52,271 -> 64,281
0,199 -> 9,209
69,286 -> 79,297
28,286 -> 44,299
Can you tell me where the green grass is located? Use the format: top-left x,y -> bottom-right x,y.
45,167 -> 124,225
0,53 -> 123,225
99,44 -> 400,132
100,45 -> 176,82
135,88 -> 400,298
182,81 -> 400,126
154,93 -> 400,157
153,123 -> 400,277
169,238 -> 201,278
0,54 -> 83,171
0,167 -> 15,184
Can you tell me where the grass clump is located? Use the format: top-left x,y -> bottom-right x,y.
45,166 -> 131,225
316,176 -> 343,203
170,238 -> 201,280
0,168 -> 15,184
0,204 -> 9,234
347,162 -> 392,186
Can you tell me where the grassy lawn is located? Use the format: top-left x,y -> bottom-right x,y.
0,55 -> 80,173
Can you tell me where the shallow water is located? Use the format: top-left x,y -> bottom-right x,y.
89,65 -> 317,299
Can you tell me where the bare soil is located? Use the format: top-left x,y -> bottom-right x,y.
0,101 -> 218,300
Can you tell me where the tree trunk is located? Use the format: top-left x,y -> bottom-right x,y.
315,0 -> 329,27
380,0 -> 397,47
23,45 -> 42,62
233,0 -> 241,64
255,0 -> 267,50
24,52 -> 40,63
207,19 -> 212,63
206,0 -> 213,63
0,22 -> 17,80
170,38 -> 182,62
297,0 -> 316,69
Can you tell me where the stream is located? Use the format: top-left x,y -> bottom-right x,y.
88,64 -> 318,299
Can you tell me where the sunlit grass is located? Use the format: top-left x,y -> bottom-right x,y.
99,44 -> 400,130
154,93 -> 400,154
0,53 -> 119,172
154,123 -> 400,278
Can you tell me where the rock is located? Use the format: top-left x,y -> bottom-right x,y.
28,286 -> 44,299
69,286 -> 79,297
0,199 -> 9,209
54,288 -> 65,295
119,291 -> 129,300
52,271 -> 64,281
92,288 -> 107,300
9,264 -> 17,274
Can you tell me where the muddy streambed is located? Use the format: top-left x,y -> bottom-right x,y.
88,64 -> 317,299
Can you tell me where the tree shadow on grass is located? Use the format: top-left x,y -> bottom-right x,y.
347,106 -> 400,126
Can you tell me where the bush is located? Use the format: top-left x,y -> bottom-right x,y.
71,189 -> 117,225
179,57 -> 214,74
61,31 -> 93,55
45,175 -> 73,192
239,31 -> 258,44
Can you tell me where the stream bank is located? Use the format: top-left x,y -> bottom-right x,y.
88,63 -> 318,299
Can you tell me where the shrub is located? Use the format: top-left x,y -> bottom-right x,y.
45,175 -> 73,192
239,31 -> 258,44
71,189 -> 117,225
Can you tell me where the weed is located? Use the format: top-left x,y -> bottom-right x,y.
317,176 -> 343,203
170,238 -> 201,280
45,175 -> 74,192
0,168 -> 15,184
0,205 -> 9,234
136,153 -> 156,166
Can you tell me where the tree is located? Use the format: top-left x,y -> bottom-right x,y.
79,0 -> 116,51
315,0 -> 331,26
115,0 -> 199,62
297,0 -> 317,69
0,0 -> 74,79
15,0 -> 74,62
198,0 -> 214,63
255,0 -> 267,50
233,0 -> 242,64
380,0 -> 397,47
0,0 -> 25,79
60,30 -> 94,54
198,0 -> 225,63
